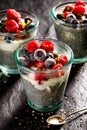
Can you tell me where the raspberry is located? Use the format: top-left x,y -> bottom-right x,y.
59,54 -> 68,65
41,40 -> 54,52
6,9 -> 21,22
33,61 -> 45,70
52,63 -> 63,70
75,0 -> 85,6
73,5 -> 86,15
34,72 -> 47,84
63,11 -> 72,19
5,20 -> 19,33
27,41 -> 40,53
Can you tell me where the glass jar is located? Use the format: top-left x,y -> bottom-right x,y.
0,10 -> 39,75
15,38 -> 74,112
51,1 -> 87,64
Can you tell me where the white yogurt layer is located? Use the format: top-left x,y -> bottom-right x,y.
0,32 -> 36,52
21,72 -> 66,90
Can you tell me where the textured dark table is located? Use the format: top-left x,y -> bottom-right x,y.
0,0 -> 87,130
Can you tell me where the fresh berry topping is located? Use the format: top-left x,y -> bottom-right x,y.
45,58 -> 56,68
41,40 -> 54,52
59,54 -> 68,65
66,14 -> 76,23
82,19 -> 87,24
63,11 -> 72,19
27,53 -> 36,62
1,17 -> 7,23
34,72 -> 47,84
5,20 -> 19,33
34,49 -> 47,61
52,63 -> 63,70
46,52 -> 54,59
6,9 -> 21,22
33,61 -> 45,70
66,13 -> 76,20
75,0 -> 85,6
71,19 -> 79,28
56,0 -> 87,25
56,14 -> 64,20
63,4 -> 75,12
18,56 -> 29,66
27,41 -> 40,53
73,5 -> 86,15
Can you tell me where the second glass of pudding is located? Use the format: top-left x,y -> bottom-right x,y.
51,0 -> 87,64
15,38 -> 74,112
0,9 -> 39,74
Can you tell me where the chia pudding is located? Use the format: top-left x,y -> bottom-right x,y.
15,38 -> 73,112
51,0 -> 87,63
0,9 -> 39,74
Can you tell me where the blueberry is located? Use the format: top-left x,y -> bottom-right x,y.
66,14 -> 76,23
67,14 -> 76,19
45,58 -> 56,68
28,53 -> 36,62
4,33 -> 15,43
34,49 -> 47,61
82,19 -> 87,24
56,14 -> 63,20
24,50 -> 35,62
71,19 -> 79,28
46,53 -> 54,59
18,56 -> 29,66
1,16 -> 7,23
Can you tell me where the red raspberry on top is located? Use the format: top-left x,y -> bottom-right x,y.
41,40 -> 54,52
75,0 -> 85,6
5,19 -> 19,33
73,5 -> 86,15
6,9 -> 21,22
27,41 -> 40,53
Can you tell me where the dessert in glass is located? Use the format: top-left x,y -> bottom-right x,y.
0,9 -> 39,74
15,38 -> 74,112
51,0 -> 87,64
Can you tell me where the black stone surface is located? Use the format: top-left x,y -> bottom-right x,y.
0,0 -> 87,130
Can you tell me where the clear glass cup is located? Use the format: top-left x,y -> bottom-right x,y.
51,1 -> 87,64
0,10 -> 39,75
15,38 -> 74,112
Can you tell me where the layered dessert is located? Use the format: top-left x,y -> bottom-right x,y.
51,0 -> 87,62
15,39 -> 73,111
0,9 -> 39,74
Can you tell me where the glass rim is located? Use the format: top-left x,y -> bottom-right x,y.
0,9 -> 39,35
15,37 -> 74,73
51,1 -> 87,28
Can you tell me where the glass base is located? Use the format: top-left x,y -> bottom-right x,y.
0,65 -> 19,75
27,99 -> 62,112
